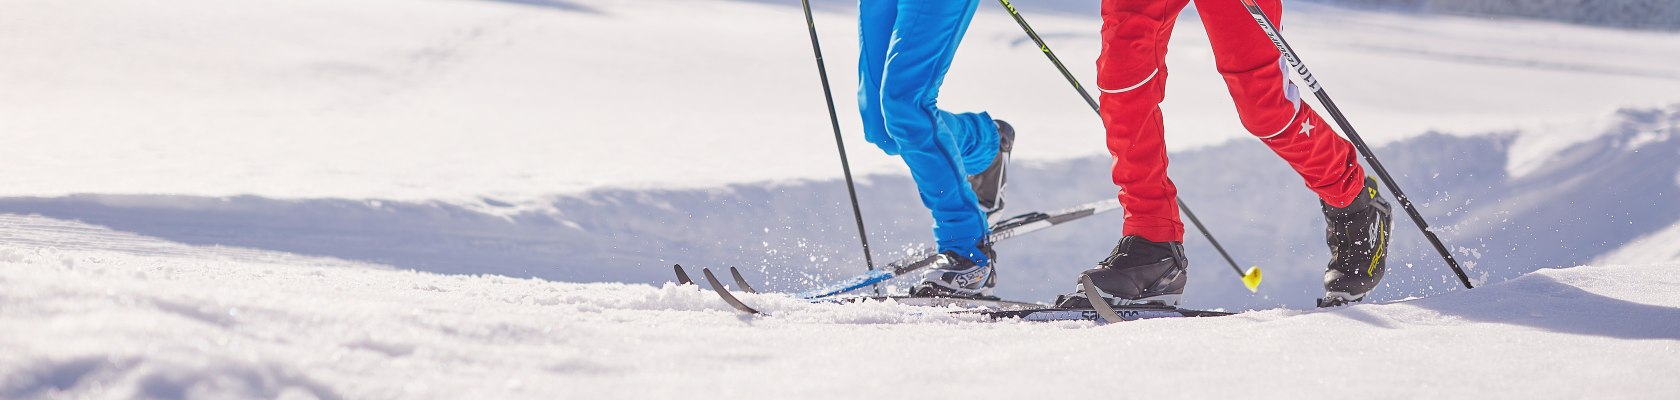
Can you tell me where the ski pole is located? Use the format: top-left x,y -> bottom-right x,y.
1236,0 -> 1473,289
799,0 -> 880,295
996,0 -> 1262,292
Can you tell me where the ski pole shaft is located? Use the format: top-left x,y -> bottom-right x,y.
1237,0 -> 1474,289
997,0 -> 1253,283
996,0 -> 1099,112
1179,198 -> 1247,279
800,0 -> 880,294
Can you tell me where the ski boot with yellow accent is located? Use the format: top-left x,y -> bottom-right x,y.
1318,177 -> 1394,307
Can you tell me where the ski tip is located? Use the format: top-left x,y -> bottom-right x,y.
702,268 -> 763,315
673,264 -> 694,286
1078,275 -> 1126,324
1242,266 -> 1262,293
728,266 -> 759,294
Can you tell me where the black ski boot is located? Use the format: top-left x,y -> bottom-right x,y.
1317,177 -> 1394,307
968,120 -> 1014,219
1055,236 -> 1187,308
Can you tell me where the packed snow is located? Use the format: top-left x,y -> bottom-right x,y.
2,216 -> 1678,398
3,0 -> 1680,398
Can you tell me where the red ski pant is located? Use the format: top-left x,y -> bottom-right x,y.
1097,0 -> 1366,243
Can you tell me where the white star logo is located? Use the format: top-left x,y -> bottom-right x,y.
1300,120 -> 1315,137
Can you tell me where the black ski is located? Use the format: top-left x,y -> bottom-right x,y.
965,276 -> 1232,323
979,307 -> 1233,322
673,264 -> 695,286
728,267 -> 759,294
701,268 -> 761,315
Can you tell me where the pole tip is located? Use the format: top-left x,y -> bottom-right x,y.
1242,266 -> 1263,293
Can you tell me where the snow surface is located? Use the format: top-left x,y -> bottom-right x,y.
2,216 -> 1678,398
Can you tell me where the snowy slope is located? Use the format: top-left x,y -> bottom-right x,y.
1597,221 -> 1680,265
3,216 -> 1678,398
3,0 -> 1679,205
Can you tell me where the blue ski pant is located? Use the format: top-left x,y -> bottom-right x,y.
857,0 -> 1000,265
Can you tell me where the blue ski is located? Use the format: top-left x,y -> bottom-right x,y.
793,198 -> 1121,299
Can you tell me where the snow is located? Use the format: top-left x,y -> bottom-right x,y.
1597,219 -> 1680,266
3,0 -> 1680,206
3,216 -> 1678,398
4,0 -> 1680,397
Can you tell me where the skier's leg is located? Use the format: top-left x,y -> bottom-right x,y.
858,0 -> 899,155
861,0 -> 990,167
874,0 -> 1011,298
877,0 -> 996,265
1194,0 -> 1364,207
1058,0 -> 1194,308
917,0 -> 1009,219
1098,0 -> 1191,244
1197,0 -> 1390,305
